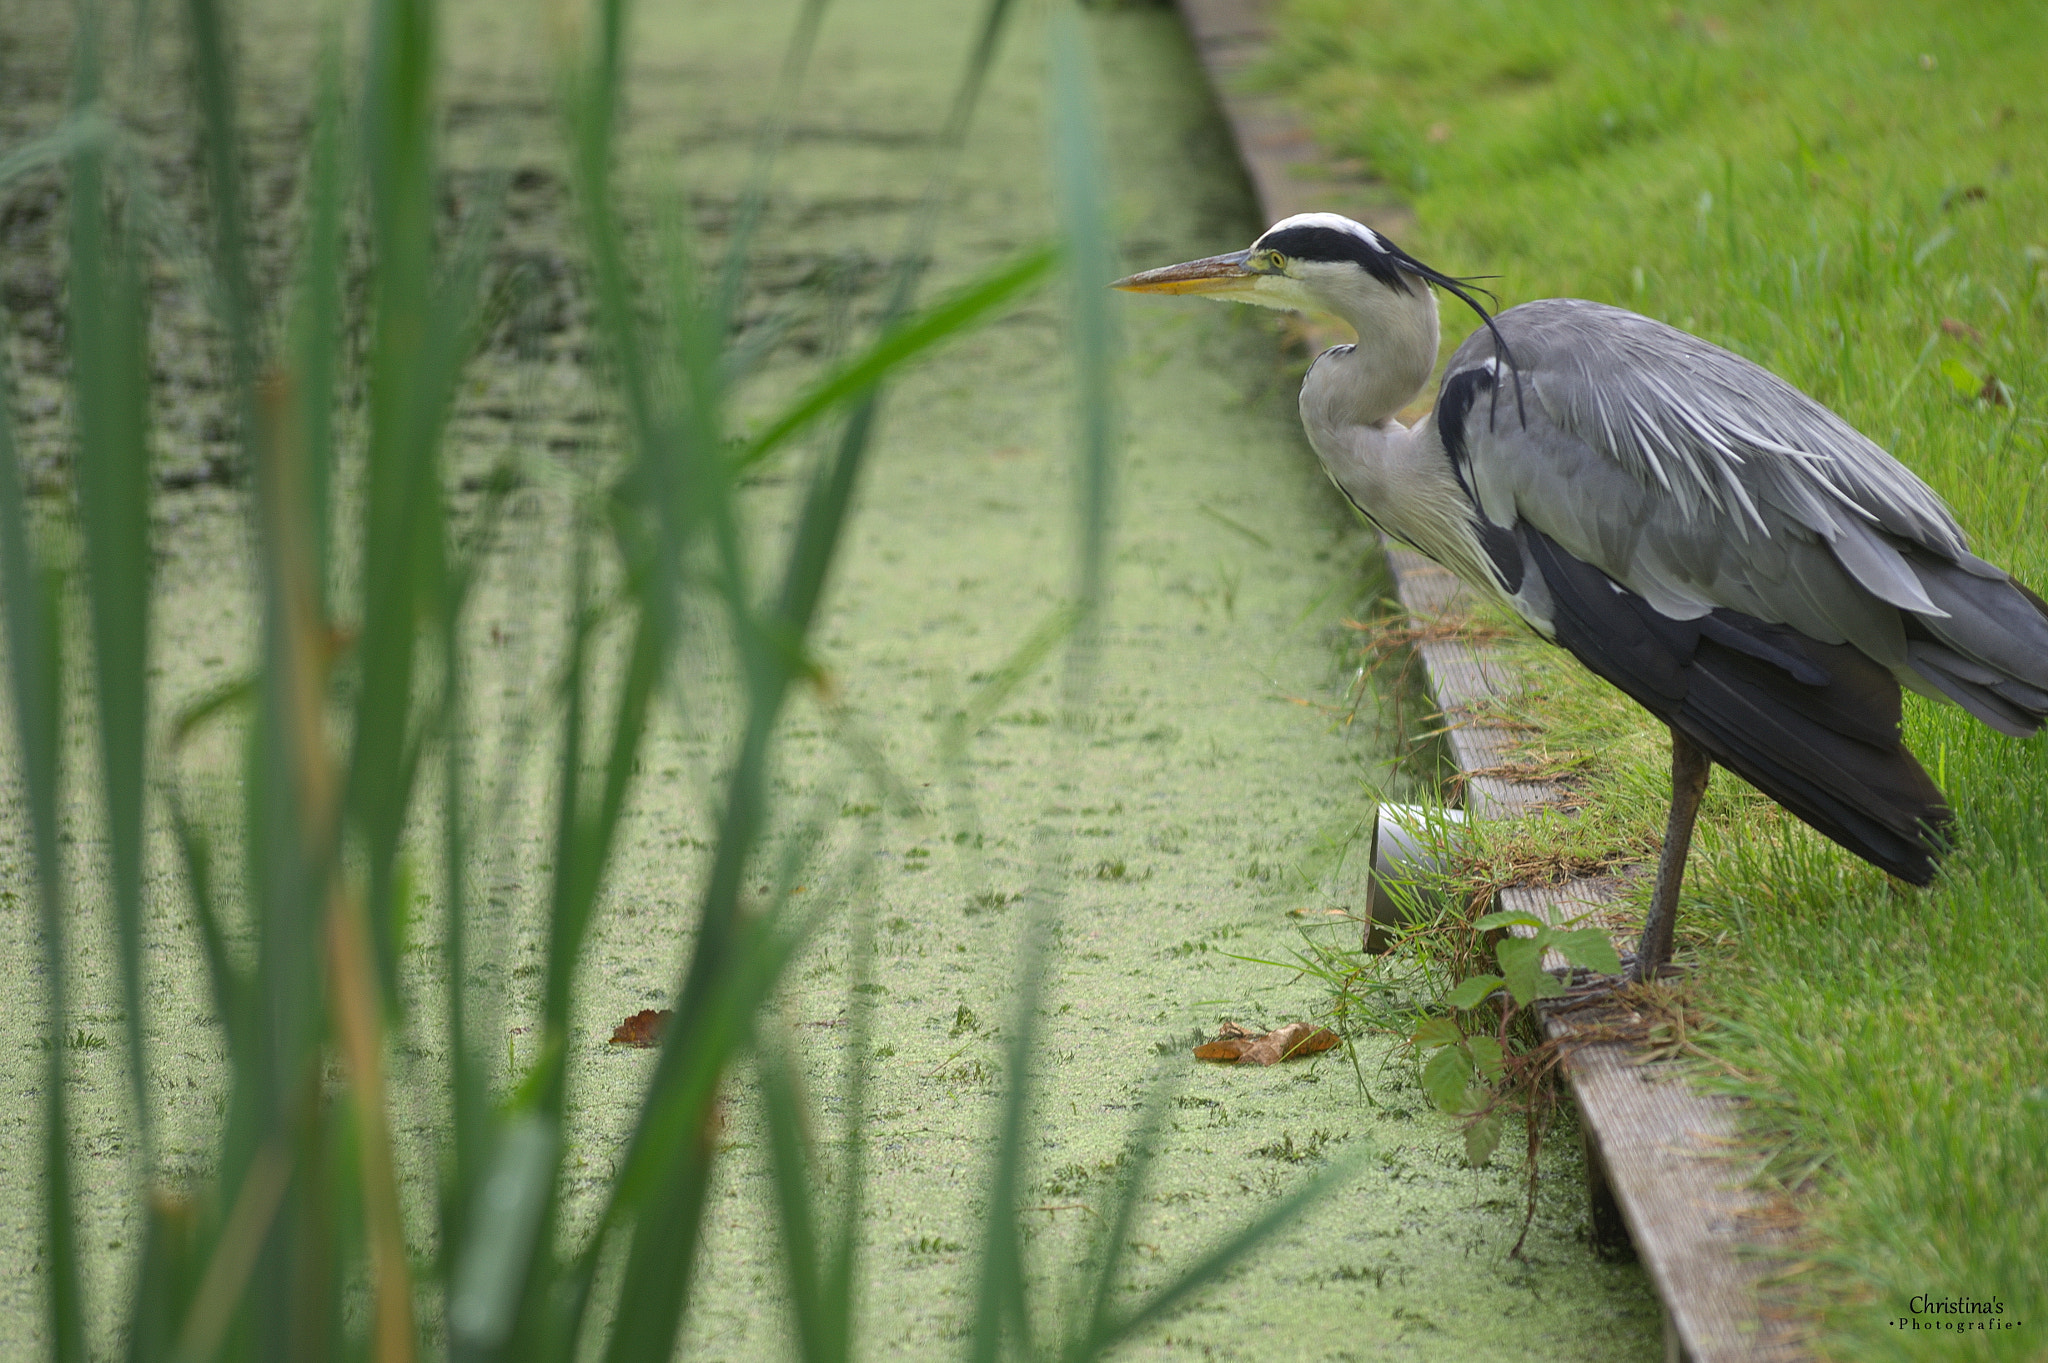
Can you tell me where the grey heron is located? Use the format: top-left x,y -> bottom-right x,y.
1116,212 -> 2048,981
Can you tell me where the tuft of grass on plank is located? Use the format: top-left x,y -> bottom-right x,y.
1266,0 -> 2048,1351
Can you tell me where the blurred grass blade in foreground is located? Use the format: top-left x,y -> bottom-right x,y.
0,0 -> 1358,1358
0,237 -> 85,1363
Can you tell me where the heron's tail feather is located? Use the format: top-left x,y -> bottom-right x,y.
1905,551 -> 2048,737
1677,630 -> 1950,885
1518,525 -> 1951,883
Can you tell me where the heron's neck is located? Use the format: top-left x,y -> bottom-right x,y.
1301,391 -> 1501,610
1305,281 -> 1441,427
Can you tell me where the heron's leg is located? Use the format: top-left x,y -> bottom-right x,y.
1630,728 -> 1712,982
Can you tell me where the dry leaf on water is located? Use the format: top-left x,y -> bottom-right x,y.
1194,1020 -> 1339,1066
609,1008 -> 671,1048
1193,1020 -> 1259,1061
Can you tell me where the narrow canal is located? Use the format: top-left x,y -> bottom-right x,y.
524,2 -> 1665,1356
0,0 -> 1663,1355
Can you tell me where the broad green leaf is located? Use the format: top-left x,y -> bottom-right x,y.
1465,1036 -> 1506,1083
1410,1016 -> 1463,1050
1421,1044 -> 1477,1114
1550,928 -> 1623,976
1443,974 -> 1504,1010
1496,935 -> 1567,1006
1463,1114 -> 1505,1168
1471,907 -> 1546,932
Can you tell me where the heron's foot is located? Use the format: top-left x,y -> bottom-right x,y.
1541,957 -> 1685,1012
1620,950 -> 1687,986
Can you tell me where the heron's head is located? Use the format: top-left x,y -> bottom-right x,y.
1110,214 -> 1406,313
1114,213 -> 1499,360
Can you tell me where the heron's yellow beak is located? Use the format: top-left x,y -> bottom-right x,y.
1110,249 -> 1257,296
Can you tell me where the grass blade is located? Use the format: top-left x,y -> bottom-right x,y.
181,0 -> 260,407
161,788 -> 251,1078
287,29 -> 350,608
714,0 -> 831,321
1078,1146 -> 1372,1357
538,526 -> 604,1089
733,245 -> 1057,472
437,468 -> 518,1333
0,264 -> 86,1363
1058,1084 -> 1175,1360
592,913 -> 816,1362
967,907 -> 1049,1363
348,0 -> 451,1002
940,603 -> 1077,761
172,1142 -> 295,1362
447,1117 -> 558,1357
814,908 -> 880,1363
71,0 -> 157,1156
0,107 -> 112,190
125,1191 -> 198,1363
570,903 -> 820,1352
757,1037 -> 826,1353
598,1136 -> 719,1363
1046,1 -> 1118,641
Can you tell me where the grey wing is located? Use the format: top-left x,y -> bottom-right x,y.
1446,298 -> 2048,735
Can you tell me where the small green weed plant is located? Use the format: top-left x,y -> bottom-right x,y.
1407,907 -> 1617,1196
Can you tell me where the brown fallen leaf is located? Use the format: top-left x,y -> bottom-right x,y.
1193,1021 -> 1339,1066
1245,1022 -> 1341,1066
610,1008 -> 672,1048
1193,1020 -> 1257,1061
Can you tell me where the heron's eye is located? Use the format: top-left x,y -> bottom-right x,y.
1259,250 -> 1288,273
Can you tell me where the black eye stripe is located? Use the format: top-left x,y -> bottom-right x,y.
1252,225 -> 1408,290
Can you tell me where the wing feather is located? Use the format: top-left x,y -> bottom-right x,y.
1444,297 -> 2048,736
1461,299 -> 1968,558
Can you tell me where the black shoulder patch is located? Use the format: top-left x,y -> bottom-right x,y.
1433,364 -> 1521,593
1435,365 -> 1492,499
1253,224 -> 1411,293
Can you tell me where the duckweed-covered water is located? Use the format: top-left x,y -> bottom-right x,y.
0,0 -> 1660,1356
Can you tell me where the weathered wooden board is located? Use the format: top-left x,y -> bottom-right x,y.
1170,5 -> 1812,1357
1506,884 -> 1807,1361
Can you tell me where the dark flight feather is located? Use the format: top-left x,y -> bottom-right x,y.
1516,523 -> 1952,883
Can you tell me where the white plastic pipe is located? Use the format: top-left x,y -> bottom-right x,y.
1363,802 -> 1469,953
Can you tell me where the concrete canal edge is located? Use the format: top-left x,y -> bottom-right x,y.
1169,1 -> 1812,1358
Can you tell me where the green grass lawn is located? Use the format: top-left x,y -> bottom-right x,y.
1259,0 -> 2048,1356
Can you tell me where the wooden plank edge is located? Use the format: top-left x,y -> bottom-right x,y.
1504,886 -> 1807,1362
